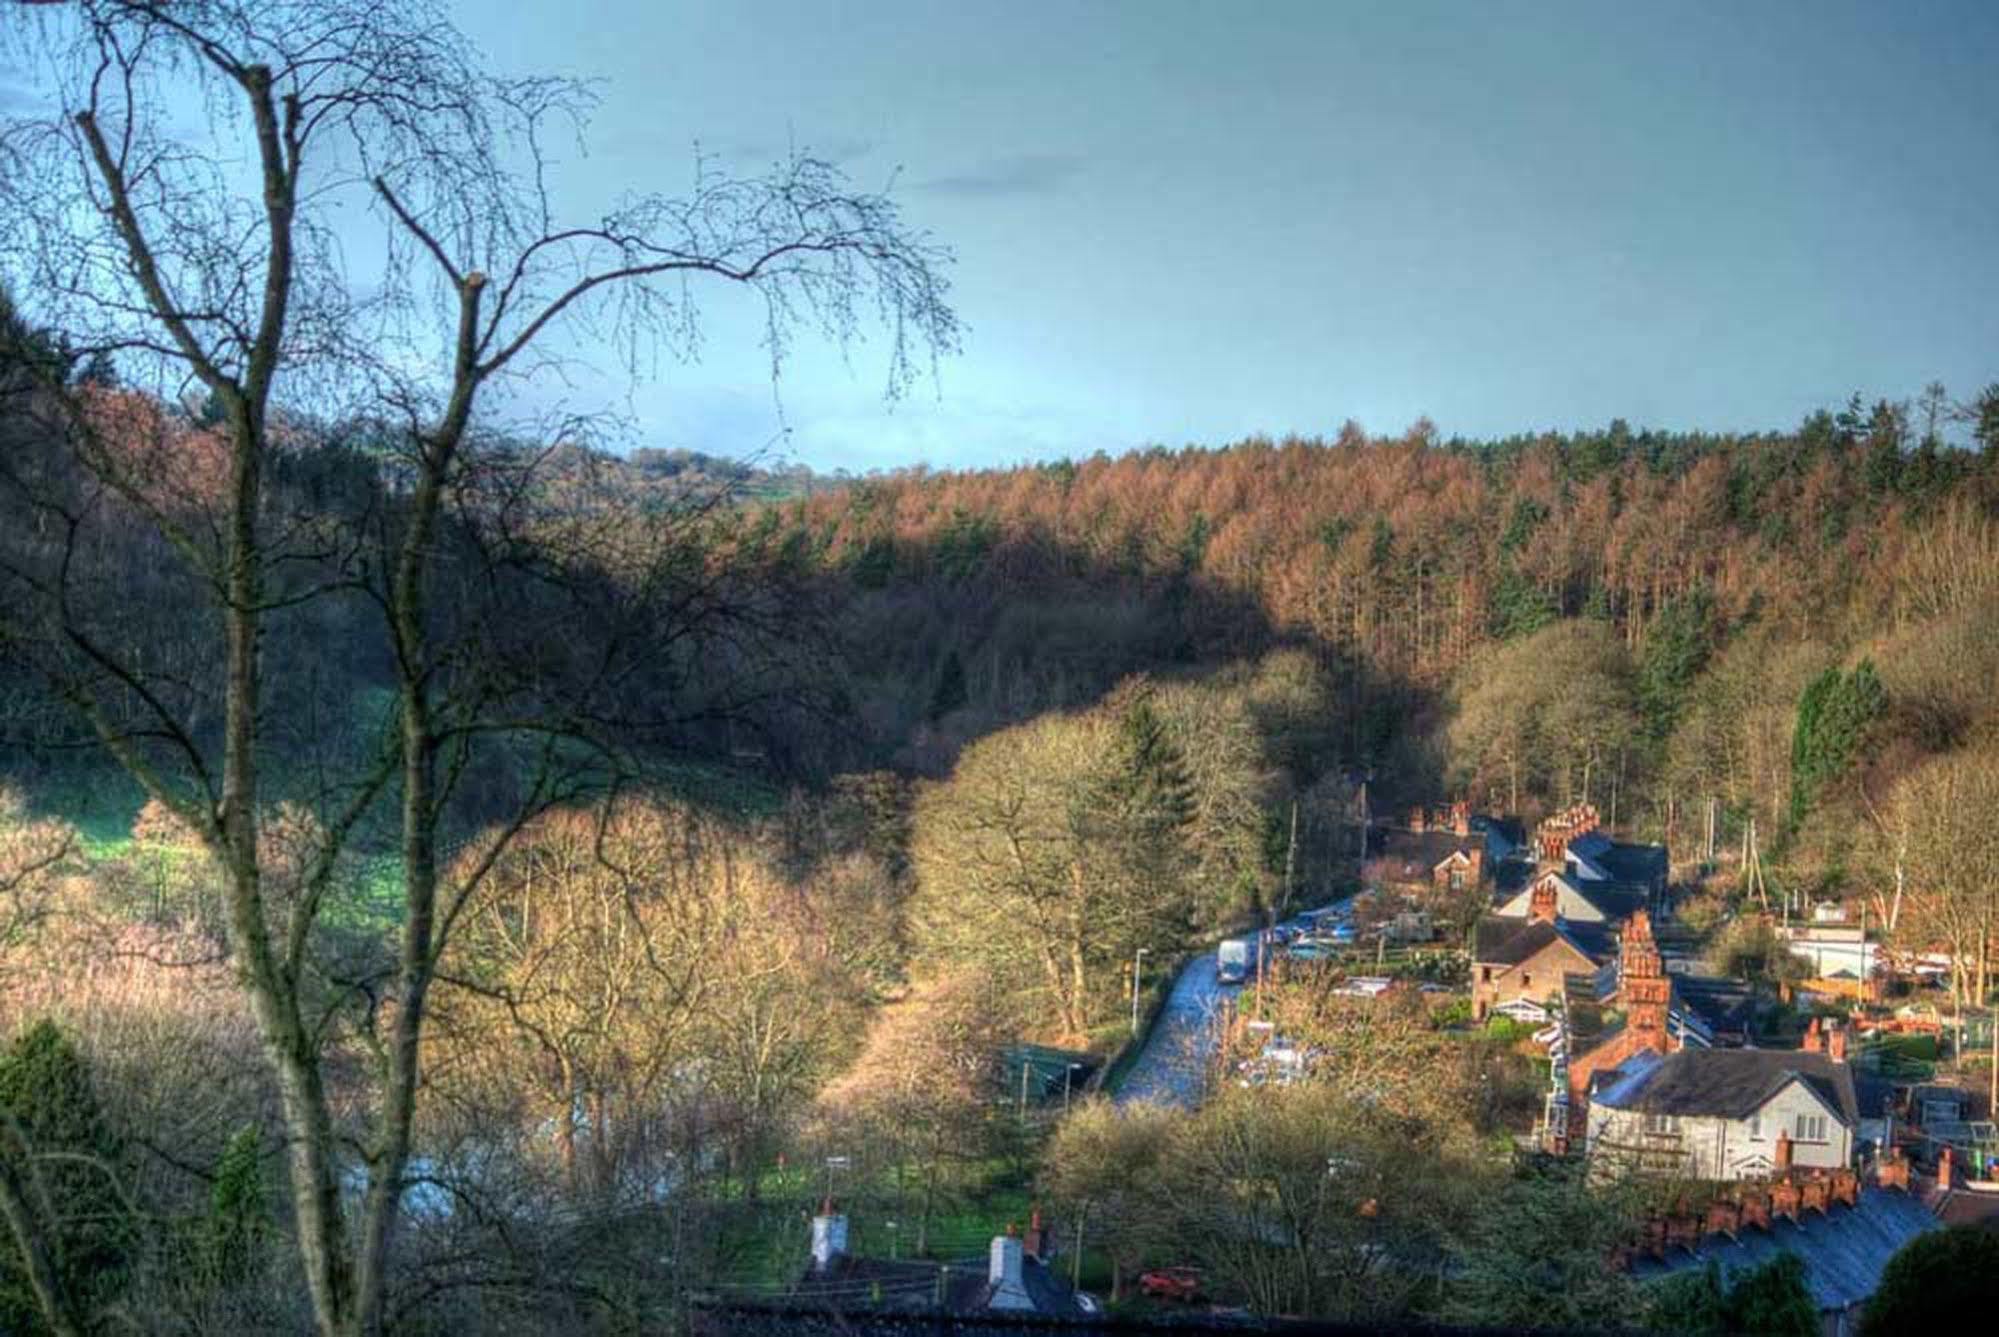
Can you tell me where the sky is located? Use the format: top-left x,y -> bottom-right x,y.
23,2 -> 1999,473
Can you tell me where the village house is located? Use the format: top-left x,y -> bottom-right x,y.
1364,800 -> 1503,901
1585,1020 -> 1861,1181
1550,908 -> 1681,1151
1531,801 -> 1669,898
1627,1153 -> 1948,1337
791,1203 -> 1093,1319
1494,865 -> 1649,925
1470,880 -> 1615,1021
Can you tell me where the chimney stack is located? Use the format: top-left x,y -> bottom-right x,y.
1705,1198 -> 1741,1238
810,1201 -> 849,1272
1530,877 -> 1561,924
1801,1018 -> 1823,1054
1408,807 -> 1426,833
1828,1022 -> 1848,1063
987,1228 -> 1034,1310
1451,800 -> 1471,837
1771,1179 -> 1801,1221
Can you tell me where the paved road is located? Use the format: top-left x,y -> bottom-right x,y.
1113,897 -> 1354,1108
1113,953 -> 1240,1106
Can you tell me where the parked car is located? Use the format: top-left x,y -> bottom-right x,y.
1140,1266 -> 1202,1302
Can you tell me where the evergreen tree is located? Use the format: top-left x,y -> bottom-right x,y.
0,1020 -> 134,1335
1639,588 -> 1715,739
1648,1254 -> 1816,1336
1863,1225 -> 1999,1335
1964,382 -> 1999,454
1723,1253 -> 1816,1337
1788,660 -> 1886,829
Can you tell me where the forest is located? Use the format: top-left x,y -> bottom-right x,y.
2,3 -> 1998,1336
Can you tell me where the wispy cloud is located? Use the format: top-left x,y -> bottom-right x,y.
711,133 -> 877,166
914,152 -> 1084,198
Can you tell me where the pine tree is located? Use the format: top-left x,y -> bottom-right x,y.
0,1020 -> 134,1334
1788,661 -> 1886,830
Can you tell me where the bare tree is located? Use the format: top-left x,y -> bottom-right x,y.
0,4 -> 956,1333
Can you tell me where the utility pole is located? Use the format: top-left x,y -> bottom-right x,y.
1282,799 -> 1299,919
1130,948 -> 1148,1036
1356,780 -> 1369,861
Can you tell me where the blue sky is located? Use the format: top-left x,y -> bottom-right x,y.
83,2 -> 1999,471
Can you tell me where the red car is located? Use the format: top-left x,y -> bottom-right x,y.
1139,1266 -> 1202,1302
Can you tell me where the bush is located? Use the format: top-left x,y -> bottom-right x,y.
1648,1252 -> 1816,1336
1862,1226 -> 1999,1335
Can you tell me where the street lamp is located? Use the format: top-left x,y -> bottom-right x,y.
1131,947 -> 1149,1035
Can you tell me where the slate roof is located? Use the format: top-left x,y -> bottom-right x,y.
1473,915 -> 1613,968
1671,975 -> 1757,1039
1594,1047 -> 1860,1126
802,1252 -> 1087,1317
1492,859 -> 1535,897
1596,840 -> 1669,887
1511,871 -> 1650,923
1369,828 -> 1481,879
1632,1187 -> 1939,1313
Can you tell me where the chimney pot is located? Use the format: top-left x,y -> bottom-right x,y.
987,1233 -> 1033,1310
1772,1180 -> 1801,1221
810,1210 -> 850,1271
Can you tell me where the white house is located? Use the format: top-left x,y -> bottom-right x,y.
1776,922 -> 1880,984
1493,868 -> 1647,926
1586,1033 -> 1859,1182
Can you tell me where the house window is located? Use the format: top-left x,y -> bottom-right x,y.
1793,1113 -> 1829,1144
1449,867 -> 1467,893
1644,1113 -> 1678,1136
1748,1114 -> 1761,1139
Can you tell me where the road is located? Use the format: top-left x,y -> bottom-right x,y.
1114,952 -> 1239,1106
1113,896 -> 1355,1108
